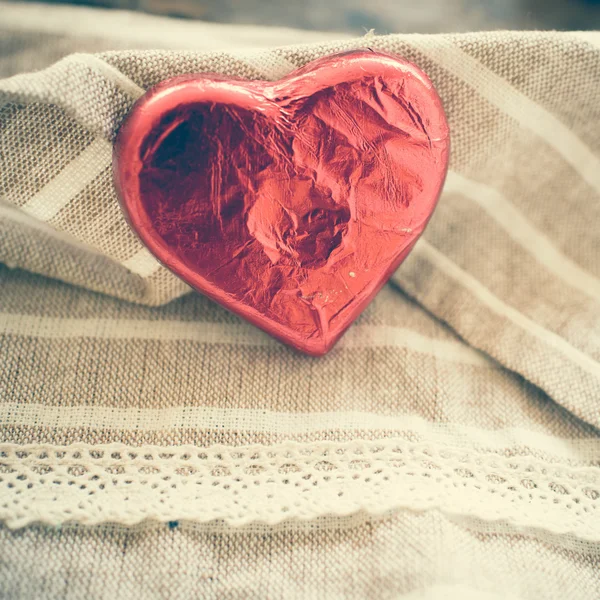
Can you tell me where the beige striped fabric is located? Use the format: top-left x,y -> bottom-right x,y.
1,3 -> 600,598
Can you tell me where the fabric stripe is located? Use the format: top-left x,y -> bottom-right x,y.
15,55 -> 148,276
408,37 -> 600,195
121,248 -> 162,277
20,138 -> 110,221
0,314 -> 493,366
5,187 -> 158,281
0,200 -> 106,257
444,170 -> 600,300
17,57 -> 141,226
72,54 -> 145,99
2,404 -> 599,460
415,240 -> 600,378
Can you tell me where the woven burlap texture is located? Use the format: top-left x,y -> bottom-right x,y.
1,3 -> 600,598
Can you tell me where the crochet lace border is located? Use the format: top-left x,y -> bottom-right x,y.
1,437 -> 599,537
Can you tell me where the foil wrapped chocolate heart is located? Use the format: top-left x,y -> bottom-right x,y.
113,50 -> 450,355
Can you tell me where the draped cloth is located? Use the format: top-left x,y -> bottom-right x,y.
1,2 -> 599,597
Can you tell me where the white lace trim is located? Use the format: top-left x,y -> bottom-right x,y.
1,438 -> 599,537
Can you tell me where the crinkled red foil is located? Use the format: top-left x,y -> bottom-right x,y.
113,50 -> 450,355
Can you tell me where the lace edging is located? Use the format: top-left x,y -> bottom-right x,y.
1,438 -> 599,537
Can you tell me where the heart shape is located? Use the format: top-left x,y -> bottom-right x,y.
113,50 -> 449,355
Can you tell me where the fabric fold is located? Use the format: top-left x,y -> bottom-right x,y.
1,28 -> 599,429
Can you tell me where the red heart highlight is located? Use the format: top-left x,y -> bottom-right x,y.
113,50 -> 450,355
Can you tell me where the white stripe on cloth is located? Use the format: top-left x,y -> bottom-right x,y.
444,170 -> 600,301
407,37 -> 600,196
121,248 -> 162,278
2,404 -> 599,461
16,55 -> 143,255
415,240 -> 600,379
0,314 -> 493,366
3,198 -> 161,281
71,53 -> 145,99
0,200 -> 107,257
11,53 -> 156,277
20,138 -> 111,221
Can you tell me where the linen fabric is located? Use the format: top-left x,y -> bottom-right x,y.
1,2 -> 599,598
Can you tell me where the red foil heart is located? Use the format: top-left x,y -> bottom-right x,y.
113,50 -> 450,355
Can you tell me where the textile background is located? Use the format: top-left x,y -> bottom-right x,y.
1,2 -> 599,597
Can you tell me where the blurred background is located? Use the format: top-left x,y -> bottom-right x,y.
16,0 -> 600,33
